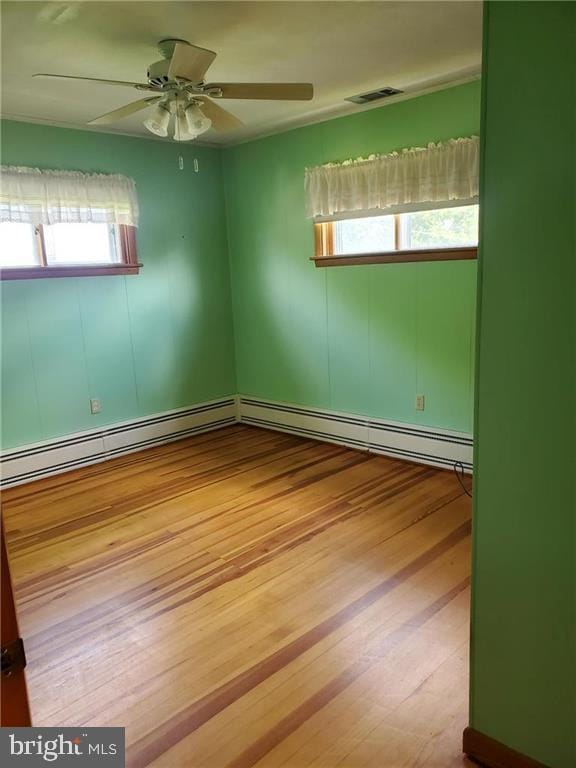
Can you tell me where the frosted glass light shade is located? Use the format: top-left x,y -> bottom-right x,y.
144,103 -> 170,137
185,103 -> 212,137
174,110 -> 194,142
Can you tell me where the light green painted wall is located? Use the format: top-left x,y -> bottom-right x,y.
224,82 -> 480,433
1,83 -> 481,450
471,3 -> 575,767
0,120 -> 236,449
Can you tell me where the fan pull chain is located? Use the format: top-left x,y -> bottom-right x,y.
177,157 -> 199,172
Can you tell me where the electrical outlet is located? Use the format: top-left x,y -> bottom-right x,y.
90,398 -> 102,415
415,394 -> 425,411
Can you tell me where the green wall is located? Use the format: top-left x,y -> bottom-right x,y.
224,81 -> 480,433
1,121 -> 236,449
1,83 -> 481,450
471,3 -> 575,766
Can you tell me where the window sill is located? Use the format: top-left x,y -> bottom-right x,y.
312,246 -> 477,267
0,264 -> 142,280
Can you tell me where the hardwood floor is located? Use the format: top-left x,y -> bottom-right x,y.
2,425 -> 474,768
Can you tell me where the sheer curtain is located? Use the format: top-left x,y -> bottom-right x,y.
0,166 -> 139,226
305,136 -> 479,220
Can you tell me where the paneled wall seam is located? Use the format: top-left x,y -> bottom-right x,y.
21,282 -> 44,440
122,274 -> 142,416
74,276 -> 94,422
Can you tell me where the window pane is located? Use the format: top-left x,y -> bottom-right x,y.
43,223 -> 119,265
334,214 -> 395,255
0,223 -> 39,267
400,205 -> 479,250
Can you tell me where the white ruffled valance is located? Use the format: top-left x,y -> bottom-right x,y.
0,166 -> 139,227
305,136 -> 479,219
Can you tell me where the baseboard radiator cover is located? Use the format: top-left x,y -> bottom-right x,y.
1,395 -> 473,488
463,727 -> 551,768
0,397 -> 237,488
238,397 -> 473,472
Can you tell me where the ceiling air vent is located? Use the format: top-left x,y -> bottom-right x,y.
346,87 -> 404,105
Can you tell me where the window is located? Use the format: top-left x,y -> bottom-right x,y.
305,136 -> 479,266
314,204 -> 478,266
0,222 -> 138,278
1,166 -> 140,279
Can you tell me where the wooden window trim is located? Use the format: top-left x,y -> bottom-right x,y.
0,224 -> 141,280
313,247 -> 477,267
314,220 -> 334,258
393,215 -> 401,251
34,225 -> 48,267
313,218 -> 478,267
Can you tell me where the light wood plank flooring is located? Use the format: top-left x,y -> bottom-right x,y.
2,425 -> 474,768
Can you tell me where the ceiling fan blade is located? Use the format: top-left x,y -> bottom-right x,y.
205,82 -> 314,101
196,98 -> 243,131
168,42 -> 216,83
88,96 -> 162,125
33,73 -> 154,90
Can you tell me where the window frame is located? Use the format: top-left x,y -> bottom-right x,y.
313,210 -> 477,267
0,224 -> 140,280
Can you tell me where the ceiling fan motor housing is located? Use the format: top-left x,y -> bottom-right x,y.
147,59 -> 171,87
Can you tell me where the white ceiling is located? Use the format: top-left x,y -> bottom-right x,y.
0,1 -> 483,146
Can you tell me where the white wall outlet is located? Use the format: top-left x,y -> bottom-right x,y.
415,394 -> 425,411
90,398 -> 102,415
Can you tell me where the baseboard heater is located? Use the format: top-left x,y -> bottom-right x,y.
1,395 -> 472,488
237,397 -> 473,472
0,397 -> 236,488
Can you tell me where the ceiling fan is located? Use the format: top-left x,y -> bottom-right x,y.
33,38 -> 314,141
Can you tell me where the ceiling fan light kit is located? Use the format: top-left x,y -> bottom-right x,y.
32,39 -> 314,142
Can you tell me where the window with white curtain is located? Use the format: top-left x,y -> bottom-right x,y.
0,167 -> 140,278
306,137 -> 479,265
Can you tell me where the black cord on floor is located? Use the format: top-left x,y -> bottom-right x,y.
453,461 -> 473,497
